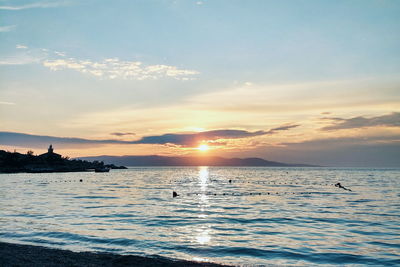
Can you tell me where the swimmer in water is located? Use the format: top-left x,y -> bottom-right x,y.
335,182 -> 352,191
173,191 -> 179,197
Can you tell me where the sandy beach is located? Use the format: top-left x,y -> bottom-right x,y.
0,242 -> 228,267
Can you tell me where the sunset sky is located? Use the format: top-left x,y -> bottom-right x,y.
1,0 -> 400,166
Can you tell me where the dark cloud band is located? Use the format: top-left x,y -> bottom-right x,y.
322,112 -> 400,131
0,125 -> 298,148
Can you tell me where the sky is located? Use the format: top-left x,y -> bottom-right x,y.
0,0 -> 400,167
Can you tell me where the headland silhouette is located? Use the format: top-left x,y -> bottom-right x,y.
0,145 -> 126,173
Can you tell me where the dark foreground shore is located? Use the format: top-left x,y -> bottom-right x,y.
0,242 -> 229,267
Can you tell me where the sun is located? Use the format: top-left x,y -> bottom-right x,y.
197,144 -> 209,151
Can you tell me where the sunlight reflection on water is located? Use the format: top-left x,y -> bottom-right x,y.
195,167 -> 211,245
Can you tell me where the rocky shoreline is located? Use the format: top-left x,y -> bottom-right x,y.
0,242 -> 228,267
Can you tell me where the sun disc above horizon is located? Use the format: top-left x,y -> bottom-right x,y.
197,144 -> 209,151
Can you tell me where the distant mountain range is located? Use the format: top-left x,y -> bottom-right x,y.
78,155 -> 317,167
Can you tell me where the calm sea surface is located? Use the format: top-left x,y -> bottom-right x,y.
1,167 -> 399,266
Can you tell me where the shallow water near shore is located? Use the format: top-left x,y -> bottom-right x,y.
1,167 -> 399,266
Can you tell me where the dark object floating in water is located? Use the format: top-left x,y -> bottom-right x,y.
95,168 -> 110,173
173,191 -> 179,198
79,179 -> 83,182
229,179 -> 232,183
335,182 -> 352,191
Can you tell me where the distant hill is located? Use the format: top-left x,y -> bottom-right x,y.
77,155 -> 317,167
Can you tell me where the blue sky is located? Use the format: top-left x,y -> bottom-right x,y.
2,0 -> 400,79
1,0 -> 400,166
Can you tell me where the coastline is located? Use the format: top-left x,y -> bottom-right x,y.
0,242 -> 229,267
0,148 -> 127,174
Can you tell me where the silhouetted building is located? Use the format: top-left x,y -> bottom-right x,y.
38,144 -> 62,161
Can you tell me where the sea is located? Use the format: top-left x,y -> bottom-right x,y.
1,167 -> 399,266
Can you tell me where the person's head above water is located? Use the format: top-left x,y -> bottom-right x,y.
335,182 -> 352,191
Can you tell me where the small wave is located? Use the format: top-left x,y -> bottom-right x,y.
172,245 -> 399,265
73,196 -> 119,199
31,231 -> 140,247
368,241 -> 400,249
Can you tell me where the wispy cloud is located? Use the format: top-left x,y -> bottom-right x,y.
0,1 -> 69,10
16,44 -> 28,49
54,51 -> 66,56
110,132 -> 136,137
183,78 -> 400,114
2,47 -> 199,80
0,55 -> 40,65
0,25 -> 16,32
42,57 -> 199,80
265,124 -> 299,134
0,101 -> 16,105
321,112 -> 400,131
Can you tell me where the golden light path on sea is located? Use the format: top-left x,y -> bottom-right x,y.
195,167 -> 212,245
